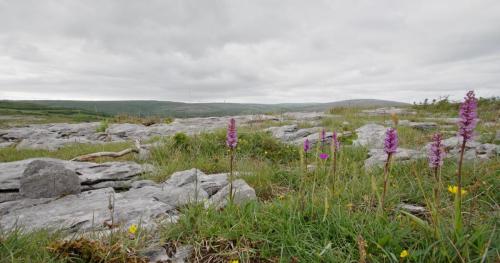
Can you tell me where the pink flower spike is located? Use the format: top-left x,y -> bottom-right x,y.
303,139 -> 310,153
226,118 -> 237,149
384,128 -> 398,154
458,90 -> 478,142
428,133 -> 446,169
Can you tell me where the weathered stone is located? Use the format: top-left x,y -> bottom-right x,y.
20,160 -> 81,198
165,168 -> 206,187
76,161 -> 154,185
476,143 -> 498,158
265,125 -> 298,140
441,136 -> 480,150
0,158 -> 153,192
207,179 -> 257,209
397,203 -> 427,216
408,122 -> 438,131
0,192 -> 22,203
0,188 -> 177,232
0,197 -> 54,216
362,107 -> 416,116
142,244 -> 193,263
353,124 -> 387,148
123,183 -> 208,208
364,148 -> 423,169
198,173 -> 229,196
283,112 -> 326,121
131,180 -> 158,189
81,180 -> 132,191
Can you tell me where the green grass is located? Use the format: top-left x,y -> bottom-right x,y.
0,101 -> 498,262
0,142 -> 134,163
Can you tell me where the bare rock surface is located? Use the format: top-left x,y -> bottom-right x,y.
0,187 -> 177,232
0,158 -> 152,193
362,107 -> 416,116
207,179 -> 257,209
0,167 -> 257,233
364,148 -> 424,169
422,136 -> 498,161
20,160 -> 81,198
0,114 -> 287,150
353,124 -> 387,148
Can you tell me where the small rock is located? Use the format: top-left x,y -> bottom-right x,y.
207,179 -> 257,209
20,160 -> 81,199
397,203 -> 427,215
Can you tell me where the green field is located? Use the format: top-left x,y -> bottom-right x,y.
0,98 -> 498,262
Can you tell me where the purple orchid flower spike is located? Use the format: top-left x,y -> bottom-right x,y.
303,138 -> 310,153
226,118 -> 237,149
384,128 -> 398,155
332,131 -> 340,151
428,133 -> 445,169
458,90 -> 478,142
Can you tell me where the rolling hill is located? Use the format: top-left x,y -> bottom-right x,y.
7,99 -> 409,118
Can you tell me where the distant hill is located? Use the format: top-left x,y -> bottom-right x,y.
12,99 -> 409,118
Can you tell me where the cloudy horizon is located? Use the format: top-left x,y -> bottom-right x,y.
0,0 -> 499,104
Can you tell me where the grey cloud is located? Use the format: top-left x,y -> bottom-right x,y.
0,0 -> 499,103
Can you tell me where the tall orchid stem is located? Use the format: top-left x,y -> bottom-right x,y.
229,148 -> 234,204
455,140 -> 466,234
381,153 -> 392,210
331,149 -> 337,194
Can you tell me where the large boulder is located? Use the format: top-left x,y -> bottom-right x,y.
353,124 -> 387,148
20,160 -> 81,199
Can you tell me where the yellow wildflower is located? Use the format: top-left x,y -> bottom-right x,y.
400,249 -> 409,258
448,185 -> 467,195
229,260 -> 239,263
264,151 -> 268,155
128,224 -> 138,235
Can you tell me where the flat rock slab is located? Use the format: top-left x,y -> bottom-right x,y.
0,114 -> 287,150
0,168 -> 257,233
0,187 -> 177,232
365,148 -> 424,169
0,158 -> 153,192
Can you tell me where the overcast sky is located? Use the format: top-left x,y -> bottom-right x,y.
0,0 -> 499,103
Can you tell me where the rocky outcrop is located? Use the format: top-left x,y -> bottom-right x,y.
362,107 -> 416,116
0,158 -> 153,194
353,124 -> 387,148
0,114 -> 286,151
206,179 -> 257,209
0,166 -> 257,233
265,124 -> 352,146
423,136 -> 499,161
364,148 -> 424,169
384,120 -> 438,131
